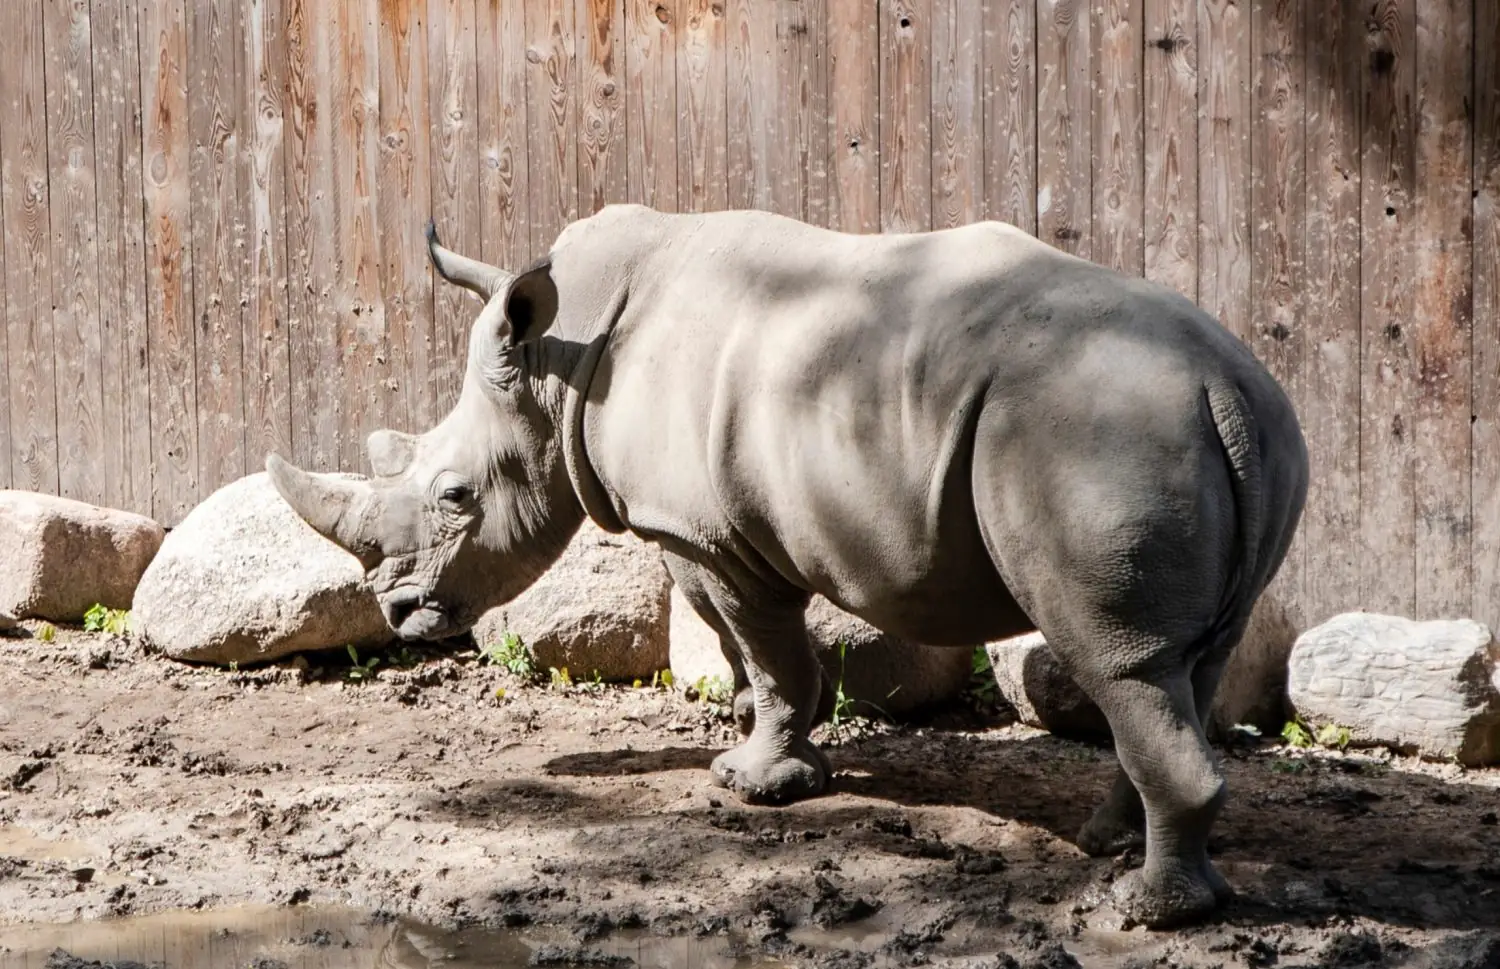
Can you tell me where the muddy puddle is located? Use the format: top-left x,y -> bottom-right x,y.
0,906 -> 780,969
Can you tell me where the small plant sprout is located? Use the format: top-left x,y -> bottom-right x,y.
548,666 -> 573,689
481,632 -> 538,681
1281,719 -> 1315,749
345,644 -> 380,682
83,604 -> 131,636
36,623 -> 56,644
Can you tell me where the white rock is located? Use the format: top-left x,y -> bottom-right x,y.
0,491 -> 164,622
1288,612 -> 1500,765
132,472 -> 392,665
472,521 -> 672,682
669,586 -> 974,718
987,595 -> 1300,741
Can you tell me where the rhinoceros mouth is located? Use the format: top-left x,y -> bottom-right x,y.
380,588 -> 458,642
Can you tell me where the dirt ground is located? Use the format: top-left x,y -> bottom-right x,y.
1,624 -> 1498,969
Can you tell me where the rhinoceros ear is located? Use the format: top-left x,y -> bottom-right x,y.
500,256 -> 558,346
367,429 -> 417,478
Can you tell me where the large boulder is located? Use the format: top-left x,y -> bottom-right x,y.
669,586 -> 974,718
0,491 -> 164,622
987,595 -> 1300,742
132,472 -> 393,665
1287,613 -> 1500,765
472,521 -> 672,681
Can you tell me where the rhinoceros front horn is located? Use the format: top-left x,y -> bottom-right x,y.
265,454 -> 380,564
425,220 -> 510,300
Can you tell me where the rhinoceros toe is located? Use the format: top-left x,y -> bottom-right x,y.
1111,862 -> 1224,929
710,739 -> 829,806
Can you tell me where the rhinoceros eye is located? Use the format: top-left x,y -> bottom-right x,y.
440,485 -> 472,505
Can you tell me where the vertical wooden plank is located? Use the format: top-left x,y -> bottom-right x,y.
626,0 -> 678,210
932,0 -> 984,228
188,0 -> 247,498
578,0 -> 627,215
478,0 -> 533,268
982,0 -> 1035,233
724,0 -> 755,209
43,0 -> 105,504
727,0 -> 821,219
880,0 -> 933,231
1475,0 -> 1500,632
0,0 -> 59,495
526,0 -> 579,253
1250,0 -> 1306,625
242,0 -> 292,474
283,0 -> 335,469
140,0 -> 197,521
1410,0 -> 1472,618
92,0 -> 154,514
1036,0 -> 1090,256
797,0 -> 831,227
1359,0 -> 1417,617
1301,2 -> 1362,626
429,0 -> 482,413
1197,0 -> 1249,343
377,0 -> 432,436
333,0 -> 387,470
1143,0 -> 1195,299
676,0 -> 726,215
828,0 -> 879,232
1092,0 -> 1143,274
0,134 -> 9,493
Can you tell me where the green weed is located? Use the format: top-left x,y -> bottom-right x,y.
548,666 -> 573,689
1281,717 -> 1352,752
481,632 -> 538,681
964,645 -> 1000,709
36,622 -> 56,643
345,644 -> 380,682
693,674 -> 734,706
83,604 -> 130,636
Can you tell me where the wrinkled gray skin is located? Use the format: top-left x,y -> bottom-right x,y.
267,205 -> 1308,929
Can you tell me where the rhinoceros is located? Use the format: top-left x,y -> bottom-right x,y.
266,204 -> 1308,927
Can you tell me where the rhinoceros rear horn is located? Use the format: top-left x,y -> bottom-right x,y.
265,453 -> 381,564
426,220 -> 509,300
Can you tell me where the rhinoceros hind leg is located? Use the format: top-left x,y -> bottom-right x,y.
1077,768 -> 1145,857
733,667 -> 838,738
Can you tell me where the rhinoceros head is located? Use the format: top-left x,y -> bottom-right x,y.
265,224 -> 584,641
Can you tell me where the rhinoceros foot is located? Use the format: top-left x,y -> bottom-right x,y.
1111,858 -> 1230,929
710,738 -> 830,805
731,680 -> 839,739
1076,773 -> 1146,857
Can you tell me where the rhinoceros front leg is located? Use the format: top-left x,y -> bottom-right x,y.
662,555 -> 829,804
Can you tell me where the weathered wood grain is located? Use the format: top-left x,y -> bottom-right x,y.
728,0 -> 822,218
797,0 -> 831,226
189,0 -> 247,500
1091,0 -> 1142,274
1475,0 -> 1500,632
1198,0 -> 1249,343
578,0 -> 627,214
1300,1 -> 1363,627
429,0 -> 482,415
1359,0 -> 1417,618
1142,0 -> 1194,299
1410,0 -> 1472,619
526,0 -> 579,253
1249,0 -> 1306,625
140,0 -> 197,520
241,0 -> 292,476
0,143 -> 9,492
1036,0 -> 1089,255
91,0 -> 152,513
723,0 -> 754,210
676,0 -> 726,215
932,0 -> 983,229
1,0 -> 59,495
43,0 -> 105,504
376,0 -> 432,436
478,0 -> 533,266
626,0 -> 678,210
827,0 -> 878,231
982,0 -> 1034,232
880,0 -> 933,231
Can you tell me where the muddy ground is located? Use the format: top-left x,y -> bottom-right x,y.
1,624 -> 1498,969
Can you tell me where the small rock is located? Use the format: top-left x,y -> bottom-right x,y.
472,520 -> 671,681
0,491 -> 164,622
0,610 -> 19,636
669,586 -> 973,718
1288,612 -> 1500,766
986,595 -> 1300,742
132,472 -> 393,665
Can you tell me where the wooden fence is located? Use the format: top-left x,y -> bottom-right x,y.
0,0 -> 1496,632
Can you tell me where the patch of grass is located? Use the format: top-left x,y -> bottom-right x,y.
83,604 -> 130,636
1281,717 -> 1353,752
825,641 -> 897,742
345,644 -> 380,682
692,674 -> 733,706
481,632 -> 539,682
964,645 -> 1000,710
548,665 -> 573,690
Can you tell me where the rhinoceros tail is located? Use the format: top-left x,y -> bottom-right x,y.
1204,379 -> 1264,628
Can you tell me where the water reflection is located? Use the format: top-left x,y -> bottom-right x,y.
0,906 -> 776,969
